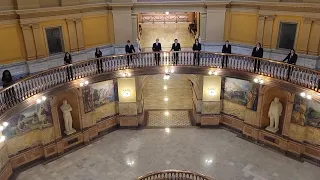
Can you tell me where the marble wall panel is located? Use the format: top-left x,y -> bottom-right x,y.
201,101 -> 220,114
288,123 -> 306,142
305,126 -> 320,145
83,102 -> 116,128
223,100 -> 246,120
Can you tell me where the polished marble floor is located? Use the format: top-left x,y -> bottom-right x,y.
140,22 -> 195,51
17,128 -> 319,180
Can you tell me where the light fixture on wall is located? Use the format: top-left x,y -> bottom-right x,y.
207,88 -> 217,96
2,122 -> 9,127
165,128 -> 170,133
253,78 -> 264,84
163,85 -> 168,90
126,160 -> 135,166
0,121 -> 9,143
36,96 -> 47,104
122,89 -> 131,97
122,72 -> 132,77
208,70 -> 218,76
0,136 -> 5,143
80,80 -> 89,87
165,12 -> 169,15
163,74 -> 170,80
164,111 -> 169,116
164,97 -> 169,102
165,67 -> 174,74
300,92 -> 312,100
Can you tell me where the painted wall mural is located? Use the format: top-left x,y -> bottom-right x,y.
292,95 -> 320,127
224,77 -> 258,111
83,80 -> 115,113
2,101 -> 53,138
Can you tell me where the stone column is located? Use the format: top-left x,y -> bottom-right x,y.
205,7 -> 226,43
282,94 -> 295,137
296,18 -> 313,54
66,19 -> 78,52
112,7 -> 133,44
200,12 -> 207,42
75,19 -> 85,51
256,15 -> 266,44
21,24 -> 37,60
262,15 -> 274,49
132,13 -> 138,43
308,19 -> 320,55
32,23 -> 46,58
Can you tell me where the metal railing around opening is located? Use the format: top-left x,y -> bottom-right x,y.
1,51 -> 319,118
136,170 -> 214,180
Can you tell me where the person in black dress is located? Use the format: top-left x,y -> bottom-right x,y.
192,39 -> 201,66
125,40 -> 136,66
222,40 -> 232,68
64,52 -> 73,81
95,48 -> 103,73
251,43 -> 264,72
171,39 -> 181,65
2,70 -> 16,105
283,49 -> 298,80
152,38 -> 162,66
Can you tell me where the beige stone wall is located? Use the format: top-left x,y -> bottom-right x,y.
143,74 -> 193,110
0,144 -> 9,171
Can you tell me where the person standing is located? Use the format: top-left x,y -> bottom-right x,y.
251,43 -> 264,72
1,70 -> 16,105
125,40 -> 136,66
283,49 -> 298,80
152,39 -> 162,66
95,48 -> 103,73
64,52 -> 73,81
171,39 -> 181,65
192,39 -> 201,66
222,40 -> 232,68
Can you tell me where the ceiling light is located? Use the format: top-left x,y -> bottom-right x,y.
0,126 -> 3,131
163,74 -> 170,80
164,97 -> 169,101
122,72 -> 131,77
259,79 -> 264,84
254,78 -> 264,84
166,12 -> 169,15
306,94 -> 312,100
2,122 -> 8,127
84,81 -> 89,85
41,96 -> 46,101
205,159 -> 213,164
36,99 -> 41,104
300,92 -> 306,98
80,82 -> 84,87
254,78 -> 259,83
164,111 -> 169,116
126,160 -> 134,166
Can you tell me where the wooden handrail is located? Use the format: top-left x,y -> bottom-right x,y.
136,169 -> 214,180
0,51 -> 319,119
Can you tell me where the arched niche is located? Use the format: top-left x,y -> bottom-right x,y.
260,86 -> 291,133
55,88 -> 82,136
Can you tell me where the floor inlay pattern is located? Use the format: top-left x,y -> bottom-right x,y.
17,129 -> 320,180
148,110 -> 191,127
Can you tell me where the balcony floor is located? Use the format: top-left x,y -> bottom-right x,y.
17,128 -> 319,180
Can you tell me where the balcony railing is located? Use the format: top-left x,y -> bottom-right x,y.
1,51 -> 319,118
136,170 -> 214,180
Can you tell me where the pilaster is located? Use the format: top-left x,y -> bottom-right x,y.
200,12 -> 207,42
297,18 -> 313,54
308,19 -> 320,55
21,24 -> 37,60
66,19 -> 78,52
282,93 -> 295,137
256,15 -> 266,44
132,13 -> 138,43
50,97 -> 62,140
75,19 -> 85,51
262,15 -> 274,49
32,23 -> 46,58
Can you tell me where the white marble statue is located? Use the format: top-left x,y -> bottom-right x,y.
60,100 -> 76,135
266,97 -> 283,133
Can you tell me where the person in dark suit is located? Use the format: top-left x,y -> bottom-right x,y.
64,52 -> 73,81
222,40 -> 232,68
125,40 -> 136,66
152,38 -> 162,66
192,39 -> 201,66
2,70 -> 16,105
171,39 -> 181,65
252,43 -> 264,72
95,48 -> 103,73
283,49 -> 298,80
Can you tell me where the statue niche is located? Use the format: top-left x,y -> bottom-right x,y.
266,97 -> 283,133
60,100 -> 76,135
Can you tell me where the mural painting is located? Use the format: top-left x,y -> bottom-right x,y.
224,77 -> 258,111
83,80 -> 115,113
292,95 -> 320,127
2,101 -> 53,138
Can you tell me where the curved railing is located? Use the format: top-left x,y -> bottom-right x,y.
136,170 -> 214,180
1,51 -> 319,118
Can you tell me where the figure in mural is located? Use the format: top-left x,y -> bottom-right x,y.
247,88 -> 258,111
37,104 -> 51,128
291,97 -> 307,126
266,97 -> 283,133
60,100 -> 76,135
